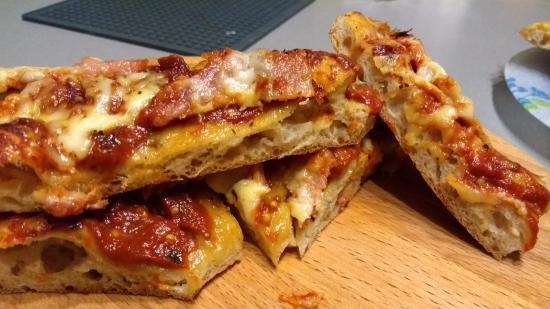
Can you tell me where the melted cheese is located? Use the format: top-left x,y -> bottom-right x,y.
0,70 -> 166,160
0,67 -> 47,93
446,175 -> 499,205
59,74 -> 165,158
417,62 -> 446,82
229,179 -> 270,224
204,167 -> 249,194
287,170 -> 316,225
222,52 -> 257,106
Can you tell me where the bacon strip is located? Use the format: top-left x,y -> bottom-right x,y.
77,57 -> 149,78
137,49 -> 359,128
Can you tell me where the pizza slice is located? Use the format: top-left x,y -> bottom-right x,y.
0,184 -> 242,299
206,138 -> 382,264
520,21 -> 550,49
330,12 -> 550,258
0,49 -> 379,217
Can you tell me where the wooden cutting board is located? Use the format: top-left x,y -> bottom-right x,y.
2,132 -> 549,308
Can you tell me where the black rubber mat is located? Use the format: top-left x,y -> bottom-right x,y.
23,0 -> 313,55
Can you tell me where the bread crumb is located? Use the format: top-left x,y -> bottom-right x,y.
279,291 -> 322,309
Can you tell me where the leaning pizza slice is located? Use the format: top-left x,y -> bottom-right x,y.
330,12 -> 550,258
0,185 -> 242,299
206,138 -> 382,264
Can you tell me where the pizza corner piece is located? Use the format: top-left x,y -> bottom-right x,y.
330,11 -> 550,259
206,136 -> 383,264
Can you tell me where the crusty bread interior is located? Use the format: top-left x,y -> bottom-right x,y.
0,238 -> 239,299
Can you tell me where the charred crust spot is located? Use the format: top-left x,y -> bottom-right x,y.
93,130 -> 122,152
410,60 -> 418,73
166,250 -> 183,264
393,28 -> 413,38
455,117 -> 471,128
22,286 -> 36,292
343,37 -> 352,51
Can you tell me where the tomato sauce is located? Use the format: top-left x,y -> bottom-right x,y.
463,146 -> 549,249
83,203 -> 197,268
40,78 -> 86,111
444,120 -> 549,249
417,87 -> 443,114
345,83 -> 382,115
81,126 -> 149,169
6,214 -> 81,245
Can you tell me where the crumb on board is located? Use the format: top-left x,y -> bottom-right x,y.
278,291 -> 322,309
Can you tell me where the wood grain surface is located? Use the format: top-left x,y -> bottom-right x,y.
1,131 -> 548,308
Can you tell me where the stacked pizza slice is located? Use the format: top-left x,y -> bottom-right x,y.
0,48 -> 381,298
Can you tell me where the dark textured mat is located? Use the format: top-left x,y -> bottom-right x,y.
23,0 -> 313,55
